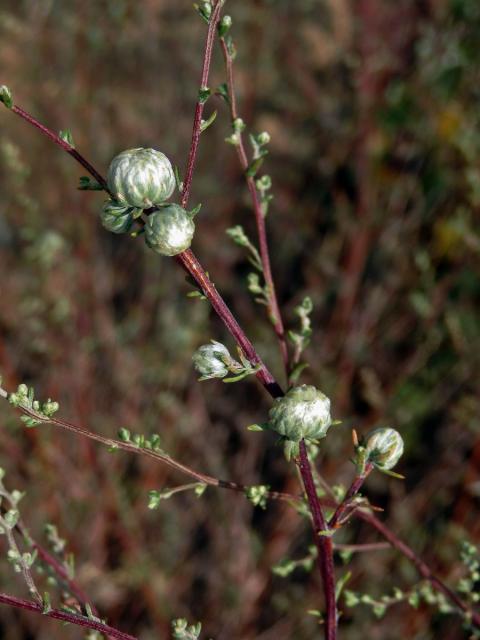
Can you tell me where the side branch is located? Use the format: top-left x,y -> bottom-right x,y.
181,0 -> 224,208
219,37 -> 289,374
0,592 -> 137,640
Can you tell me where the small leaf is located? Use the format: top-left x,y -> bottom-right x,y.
216,83 -> 230,104
59,129 -> 75,148
78,176 -> 104,191
0,85 -> 13,109
289,362 -> 309,384
200,109 -> 217,132
198,86 -> 211,104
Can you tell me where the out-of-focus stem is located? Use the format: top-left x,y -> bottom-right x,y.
219,37 -> 289,377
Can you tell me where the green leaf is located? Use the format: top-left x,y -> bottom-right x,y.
288,362 -> 309,384
200,110 -> 217,132
198,86 -> 211,104
245,156 -> 265,178
216,83 -> 230,104
78,176 -> 104,191
0,85 -> 13,109
59,129 -> 75,148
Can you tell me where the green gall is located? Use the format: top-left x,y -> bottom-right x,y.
100,200 -> 134,234
0,86 -> 13,109
268,385 -> 332,457
364,428 -> 404,470
192,341 -> 231,380
145,205 -> 195,256
107,148 -> 176,209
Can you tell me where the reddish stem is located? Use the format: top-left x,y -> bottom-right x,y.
0,592 -> 136,640
358,510 -> 480,628
181,0 -> 223,208
11,104 -> 111,196
219,37 -> 289,376
176,249 -> 284,398
298,440 -> 337,640
328,463 -> 373,529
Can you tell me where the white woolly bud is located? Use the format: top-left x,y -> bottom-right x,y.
268,385 -> 332,444
107,148 -> 176,209
365,428 -> 404,470
192,341 -> 232,380
144,205 -> 195,256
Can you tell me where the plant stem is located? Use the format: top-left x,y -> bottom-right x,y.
219,37 -> 289,376
328,463 -> 373,529
181,0 -> 224,208
176,249 -> 284,398
11,105 -> 111,196
0,592 -> 137,640
298,440 -> 337,640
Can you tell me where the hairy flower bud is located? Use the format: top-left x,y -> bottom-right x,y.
268,385 -> 332,447
100,200 -> 134,234
107,148 -> 176,209
365,428 -> 404,470
145,205 -> 195,256
192,341 -> 231,380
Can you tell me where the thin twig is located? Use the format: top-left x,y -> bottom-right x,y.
0,591 -> 137,640
357,509 -> 480,628
328,463 -> 373,529
2,395 -> 294,504
11,105 -> 111,196
219,37 -> 289,375
181,0 -> 224,208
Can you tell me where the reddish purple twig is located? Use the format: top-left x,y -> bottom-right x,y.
11,104 -> 111,196
219,37 -> 289,376
328,463 -> 373,529
0,592 -> 137,640
181,0 -> 224,208
298,440 -> 337,639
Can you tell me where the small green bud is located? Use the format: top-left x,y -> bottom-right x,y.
4,509 -> 19,529
100,200 -> 134,234
364,428 -> 404,470
256,175 -> 272,191
0,85 -> 13,109
118,428 -> 131,442
107,148 -> 176,209
218,15 -> 232,37
268,385 -> 332,456
192,341 -> 231,380
145,205 -> 195,256
257,131 -> 270,145
42,399 -> 59,417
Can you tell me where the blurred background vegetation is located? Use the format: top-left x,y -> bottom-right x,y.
0,0 -> 479,638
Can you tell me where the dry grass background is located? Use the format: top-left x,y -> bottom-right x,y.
0,0 -> 479,638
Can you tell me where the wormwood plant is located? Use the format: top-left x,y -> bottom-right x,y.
0,2 -> 479,639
